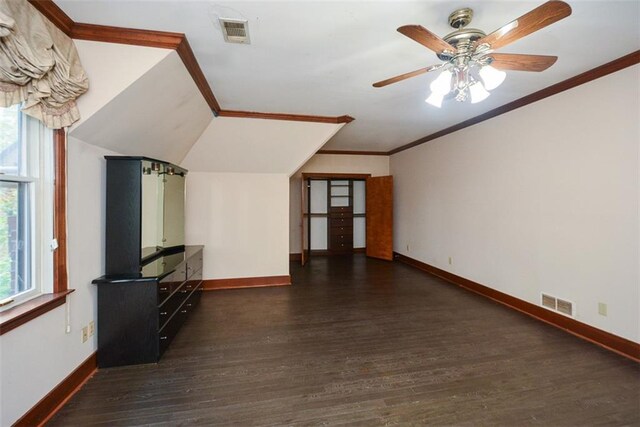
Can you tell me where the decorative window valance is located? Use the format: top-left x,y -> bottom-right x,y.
0,0 -> 88,129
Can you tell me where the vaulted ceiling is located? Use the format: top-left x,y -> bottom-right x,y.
56,1 -> 640,152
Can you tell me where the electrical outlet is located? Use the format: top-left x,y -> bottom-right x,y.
598,302 -> 607,316
88,321 -> 95,336
448,257 -> 452,265
82,326 -> 88,343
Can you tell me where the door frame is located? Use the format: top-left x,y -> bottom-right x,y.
301,173 -> 371,263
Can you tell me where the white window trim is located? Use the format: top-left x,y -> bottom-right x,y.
0,112 -> 55,310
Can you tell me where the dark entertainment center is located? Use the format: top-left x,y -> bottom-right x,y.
92,156 -> 203,368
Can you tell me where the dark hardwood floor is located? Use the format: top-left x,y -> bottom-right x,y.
50,255 -> 640,426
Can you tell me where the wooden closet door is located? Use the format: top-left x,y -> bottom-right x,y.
365,176 -> 393,261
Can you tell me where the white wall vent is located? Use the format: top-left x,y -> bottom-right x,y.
556,299 -> 574,316
219,18 -> 250,44
541,293 -> 575,317
541,293 -> 556,310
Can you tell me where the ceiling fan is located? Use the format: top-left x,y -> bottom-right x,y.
373,1 -> 572,107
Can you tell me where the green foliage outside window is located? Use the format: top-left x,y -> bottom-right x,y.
0,106 -> 20,300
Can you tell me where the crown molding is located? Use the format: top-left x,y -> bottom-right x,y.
389,50 -> 640,155
28,0 -> 74,35
316,150 -> 388,156
218,110 -> 354,124
27,0 -> 352,124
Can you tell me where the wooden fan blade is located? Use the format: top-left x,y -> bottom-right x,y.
476,1 -> 572,51
490,53 -> 558,72
373,64 -> 443,88
397,25 -> 455,54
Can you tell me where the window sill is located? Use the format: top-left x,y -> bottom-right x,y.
0,290 -> 75,335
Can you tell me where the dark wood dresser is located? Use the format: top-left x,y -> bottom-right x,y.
330,206 -> 353,252
329,180 -> 354,253
93,156 -> 202,368
93,247 -> 203,368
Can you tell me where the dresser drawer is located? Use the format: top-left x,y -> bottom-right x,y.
158,282 -> 202,355
329,211 -> 353,219
182,282 -> 202,314
329,206 -> 352,213
332,243 -> 353,251
331,233 -> 353,244
331,237 -> 353,249
186,253 -> 203,279
158,265 -> 187,303
158,283 -> 190,327
330,226 -> 352,236
330,217 -> 353,227
158,311 -> 184,356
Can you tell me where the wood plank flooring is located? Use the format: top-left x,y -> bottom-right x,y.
50,255 -> 640,426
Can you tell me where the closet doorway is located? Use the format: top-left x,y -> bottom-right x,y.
301,173 -> 393,265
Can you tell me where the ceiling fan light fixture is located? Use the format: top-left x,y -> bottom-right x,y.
374,2 -> 572,109
425,92 -> 444,108
469,81 -> 490,104
430,70 -> 453,95
479,65 -> 507,90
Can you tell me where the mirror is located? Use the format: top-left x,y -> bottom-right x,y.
140,161 -> 186,260
141,160 -> 164,259
162,171 -> 185,249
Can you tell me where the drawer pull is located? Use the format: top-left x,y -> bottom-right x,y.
160,311 -> 167,315
186,303 -> 192,307
180,310 -> 187,313
160,336 -> 168,340
160,287 -> 168,292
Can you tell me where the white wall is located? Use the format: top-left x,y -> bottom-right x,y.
0,138 -> 116,426
391,65 -> 640,342
289,154 -> 390,254
185,172 -> 289,280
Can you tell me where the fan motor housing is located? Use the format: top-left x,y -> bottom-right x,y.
443,28 -> 486,46
439,8 -> 486,59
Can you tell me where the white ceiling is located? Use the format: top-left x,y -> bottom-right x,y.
56,1 -> 640,152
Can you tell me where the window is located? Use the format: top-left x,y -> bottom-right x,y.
0,105 -> 55,308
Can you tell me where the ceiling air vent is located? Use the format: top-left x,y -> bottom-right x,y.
219,18 -> 250,44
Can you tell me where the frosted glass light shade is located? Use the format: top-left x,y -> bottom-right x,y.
430,70 -> 452,95
469,81 -> 490,103
425,92 -> 444,108
479,65 -> 506,90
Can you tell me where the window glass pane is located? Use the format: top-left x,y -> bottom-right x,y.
0,105 -> 23,176
0,181 -> 31,300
